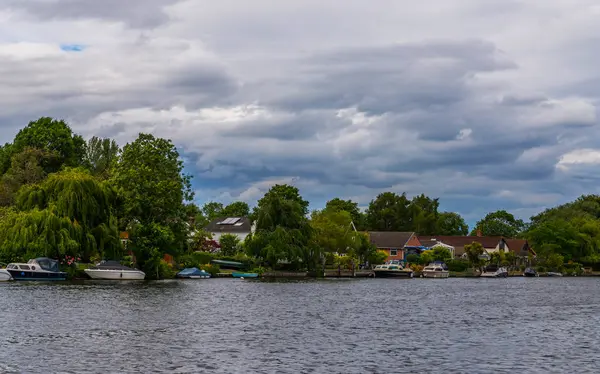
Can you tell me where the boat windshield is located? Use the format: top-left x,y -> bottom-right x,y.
29,258 -> 59,272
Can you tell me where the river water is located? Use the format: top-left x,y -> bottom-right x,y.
0,277 -> 598,373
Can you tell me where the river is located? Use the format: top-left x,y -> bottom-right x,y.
0,277 -> 598,373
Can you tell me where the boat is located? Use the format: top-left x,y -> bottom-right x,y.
523,267 -> 539,277
480,264 -> 508,278
176,267 -> 211,279
84,260 -> 145,280
422,262 -> 449,278
6,258 -> 67,281
547,272 -> 563,277
373,262 -> 414,278
0,269 -> 12,281
232,272 -> 259,278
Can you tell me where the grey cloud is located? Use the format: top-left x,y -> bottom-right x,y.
5,0 -> 183,28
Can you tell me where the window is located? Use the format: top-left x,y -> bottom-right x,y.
390,249 -> 398,256
19,265 -> 30,270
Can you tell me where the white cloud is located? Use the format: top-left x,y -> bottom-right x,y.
556,149 -> 600,170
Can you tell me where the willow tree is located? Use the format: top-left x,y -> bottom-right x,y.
0,168 -> 121,262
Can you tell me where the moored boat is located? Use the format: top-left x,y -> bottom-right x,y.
373,262 -> 413,278
0,269 -> 12,281
177,267 -> 211,279
232,272 -> 259,278
547,272 -> 563,277
84,261 -> 145,280
422,262 -> 449,279
6,258 -> 67,281
480,264 -> 508,278
523,268 -> 539,277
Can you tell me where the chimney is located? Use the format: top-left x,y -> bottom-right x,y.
476,228 -> 482,237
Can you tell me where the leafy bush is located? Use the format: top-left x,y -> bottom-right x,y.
157,259 -> 177,279
406,254 -> 420,264
446,259 -> 469,272
250,266 -> 268,275
367,250 -> 388,265
200,263 -> 221,276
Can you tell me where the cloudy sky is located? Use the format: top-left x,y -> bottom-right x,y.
1,0 -> 600,226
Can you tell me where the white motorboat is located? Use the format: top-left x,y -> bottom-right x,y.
0,269 -> 12,281
84,261 -> 145,280
6,258 -> 67,281
422,262 -> 449,278
373,261 -> 414,278
480,264 -> 508,278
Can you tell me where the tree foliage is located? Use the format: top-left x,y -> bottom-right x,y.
221,201 -> 250,218
471,210 -> 525,237
85,136 -> 119,179
325,198 -> 364,229
219,234 -> 241,256
437,212 -> 469,235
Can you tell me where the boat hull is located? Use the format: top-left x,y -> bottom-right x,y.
480,272 -> 508,278
7,269 -> 66,281
523,273 -> 538,277
422,270 -> 449,279
84,269 -> 145,280
547,272 -> 563,277
232,272 -> 259,278
373,270 -> 413,278
0,269 -> 12,281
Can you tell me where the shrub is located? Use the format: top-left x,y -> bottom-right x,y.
368,250 -> 388,265
446,259 -> 469,272
157,260 -> 177,279
200,264 -> 221,276
406,254 -> 420,264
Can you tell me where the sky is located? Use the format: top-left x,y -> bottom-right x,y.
1,1 -> 600,227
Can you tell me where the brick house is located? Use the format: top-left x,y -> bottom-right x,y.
368,231 -> 422,262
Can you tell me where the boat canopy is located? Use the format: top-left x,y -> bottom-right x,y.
177,267 -> 209,276
211,259 -> 244,269
28,258 -> 59,272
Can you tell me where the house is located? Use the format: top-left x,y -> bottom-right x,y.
204,217 -> 255,243
368,231 -> 422,262
418,235 -> 503,258
499,238 -> 536,258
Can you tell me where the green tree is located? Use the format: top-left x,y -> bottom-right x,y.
219,234 -> 241,256
310,209 -> 357,254
420,250 -> 434,264
12,117 -> 86,171
0,168 -> 120,262
202,202 -> 224,223
409,194 -> 439,235
431,246 -> 452,262
365,192 -> 410,231
84,136 -> 119,179
221,201 -> 250,218
246,184 -> 312,269
464,242 -> 485,270
115,133 -> 193,278
437,212 -> 469,235
325,198 -> 364,229
471,210 -> 525,237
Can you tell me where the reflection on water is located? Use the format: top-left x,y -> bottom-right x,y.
1,278 -> 599,373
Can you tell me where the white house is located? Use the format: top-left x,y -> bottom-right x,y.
204,217 -> 255,243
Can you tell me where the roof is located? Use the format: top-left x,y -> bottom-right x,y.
503,238 -> 536,256
368,231 -> 416,248
204,217 -> 252,234
419,235 -> 503,248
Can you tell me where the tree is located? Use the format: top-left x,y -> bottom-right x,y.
325,198 -> 364,229
471,210 -> 525,237
0,147 -> 59,206
365,192 -> 410,231
12,117 -> 86,171
0,168 -> 121,262
202,202 -> 224,223
310,209 -> 357,254
464,242 -> 485,270
84,136 -> 119,179
431,246 -> 452,262
115,133 -> 193,278
221,201 -> 250,218
219,234 -> 241,256
246,185 -> 312,269
437,212 -> 469,235
409,194 -> 439,235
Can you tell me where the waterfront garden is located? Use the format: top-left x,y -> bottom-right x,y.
0,117 -> 598,279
